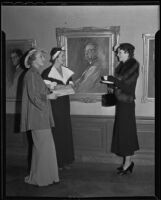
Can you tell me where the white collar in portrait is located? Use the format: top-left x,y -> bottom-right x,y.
48,66 -> 74,84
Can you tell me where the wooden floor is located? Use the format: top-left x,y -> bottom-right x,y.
4,154 -> 155,198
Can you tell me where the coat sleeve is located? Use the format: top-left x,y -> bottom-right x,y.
41,68 -> 48,79
25,73 -> 47,110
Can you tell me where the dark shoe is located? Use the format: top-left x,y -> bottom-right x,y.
117,166 -> 123,174
117,165 -> 123,171
53,181 -> 61,185
118,162 -> 134,175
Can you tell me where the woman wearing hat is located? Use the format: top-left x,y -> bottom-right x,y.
20,49 -> 59,186
103,43 -> 140,175
42,47 -> 75,170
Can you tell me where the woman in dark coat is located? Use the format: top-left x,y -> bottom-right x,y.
106,43 -> 140,175
41,47 -> 75,169
21,49 -> 59,186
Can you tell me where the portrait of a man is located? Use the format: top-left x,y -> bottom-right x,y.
6,48 -> 25,99
6,39 -> 35,100
66,36 -> 112,96
74,42 -> 106,93
148,39 -> 155,98
56,27 -> 120,102
142,34 -> 155,102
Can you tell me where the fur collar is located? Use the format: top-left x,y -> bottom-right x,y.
115,58 -> 138,76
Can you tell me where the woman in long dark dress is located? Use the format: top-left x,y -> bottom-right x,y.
106,43 -> 140,175
42,47 -> 75,169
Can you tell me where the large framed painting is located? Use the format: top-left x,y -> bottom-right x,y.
6,39 -> 36,101
142,34 -> 155,102
56,26 -> 120,103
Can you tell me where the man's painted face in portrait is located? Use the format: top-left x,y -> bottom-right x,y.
84,44 -> 97,63
10,52 -> 21,67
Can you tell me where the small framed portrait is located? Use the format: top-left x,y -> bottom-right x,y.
56,26 -> 120,103
6,39 -> 36,101
142,34 -> 155,102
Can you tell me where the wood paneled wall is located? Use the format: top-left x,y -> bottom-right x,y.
71,115 -> 154,165
5,114 -> 154,165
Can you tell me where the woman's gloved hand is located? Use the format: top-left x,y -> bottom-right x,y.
107,75 -> 115,82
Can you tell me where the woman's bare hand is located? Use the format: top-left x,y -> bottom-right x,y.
47,93 -> 58,99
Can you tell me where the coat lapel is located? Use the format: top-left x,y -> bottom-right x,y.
48,66 -> 74,84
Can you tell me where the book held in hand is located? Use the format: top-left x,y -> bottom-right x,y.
100,80 -> 114,84
51,85 -> 75,97
44,80 -> 57,89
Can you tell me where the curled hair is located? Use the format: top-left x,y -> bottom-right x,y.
24,48 -> 46,68
116,43 -> 135,58
24,48 -> 37,68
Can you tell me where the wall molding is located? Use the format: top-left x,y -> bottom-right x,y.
5,114 -> 154,165
71,115 -> 154,165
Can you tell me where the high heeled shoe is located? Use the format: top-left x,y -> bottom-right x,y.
117,165 -> 123,171
118,162 -> 134,175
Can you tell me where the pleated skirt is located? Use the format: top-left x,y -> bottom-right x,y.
111,101 -> 139,156
25,129 -> 59,186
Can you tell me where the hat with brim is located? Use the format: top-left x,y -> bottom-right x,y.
24,49 -> 46,68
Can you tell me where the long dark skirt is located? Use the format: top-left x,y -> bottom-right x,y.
50,95 -> 74,168
111,101 -> 139,156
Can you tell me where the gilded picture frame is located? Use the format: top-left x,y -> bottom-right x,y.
56,26 -> 120,103
142,34 -> 155,103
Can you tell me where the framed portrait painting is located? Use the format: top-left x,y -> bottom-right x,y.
142,34 -> 155,102
6,39 -> 36,101
56,26 -> 120,103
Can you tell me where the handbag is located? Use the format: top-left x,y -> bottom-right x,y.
101,93 -> 117,107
